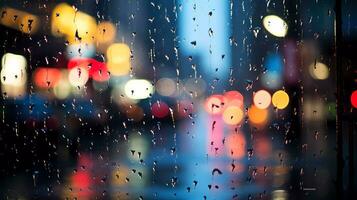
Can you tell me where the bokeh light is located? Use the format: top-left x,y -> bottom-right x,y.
91,62 -> 110,82
106,43 -> 131,76
253,90 -> 271,109
272,190 -> 288,200
204,94 -> 226,114
224,90 -> 244,102
0,7 -> 39,34
1,53 -> 27,86
263,15 -> 288,37
34,68 -> 62,88
68,58 -> 110,82
124,79 -> 154,100
151,101 -> 170,118
96,21 -> 116,45
54,79 -> 71,99
18,14 -> 39,34
68,67 -> 89,87
107,61 -> 131,76
51,3 -> 76,37
224,91 -> 244,109
272,90 -> 289,109
351,90 -> 357,108
222,106 -> 244,125
225,133 -> 246,159
70,171 -> 92,197
155,78 -> 177,97
248,105 -> 268,125
107,43 -> 131,64
309,62 -> 329,80
52,3 -> 97,44
0,7 -> 19,28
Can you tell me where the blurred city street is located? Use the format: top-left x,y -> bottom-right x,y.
0,0 -> 356,199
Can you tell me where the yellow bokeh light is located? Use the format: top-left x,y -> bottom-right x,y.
253,90 -> 271,109
106,43 -> 131,64
248,105 -> 268,125
52,3 -> 97,44
0,7 -> 39,34
106,43 -> 131,76
51,3 -> 76,37
309,62 -> 329,80
18,14 -> 40,34
272,90 -> 289,109
0,7 -> 20,28
107,61 -> 131,76
222,106 -> 244,125
96,21 -> 116,44
263,15 -> 288,37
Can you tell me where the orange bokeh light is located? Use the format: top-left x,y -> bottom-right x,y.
34,68 -> 62,88
248,105 -> 268,125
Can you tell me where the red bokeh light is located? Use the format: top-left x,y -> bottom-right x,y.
151,101 -> 170,118
224,90 -> 243,101
68,58 -> 110,82
224,90 -> 244,108
72,171 -> 91,189
34,67 -> 62,88
351,90 -> 357,108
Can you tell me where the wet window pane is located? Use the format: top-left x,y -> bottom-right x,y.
0,0 -> 356,199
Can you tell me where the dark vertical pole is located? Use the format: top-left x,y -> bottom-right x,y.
348,117 -> 354,198
335,0 -> 343,198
